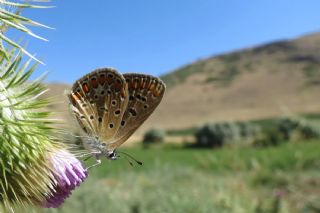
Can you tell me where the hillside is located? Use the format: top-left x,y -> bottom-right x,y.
45,32 -> 320,136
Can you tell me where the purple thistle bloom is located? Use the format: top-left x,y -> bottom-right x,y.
42,150 -> 88,208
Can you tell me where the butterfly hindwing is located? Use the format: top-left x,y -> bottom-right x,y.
68,68 -> 129,140
108,73 -> 166,150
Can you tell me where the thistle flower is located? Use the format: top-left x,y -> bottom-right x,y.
0,51 -> 88,211
42,149 -> 88,208
0,1 -> 88,211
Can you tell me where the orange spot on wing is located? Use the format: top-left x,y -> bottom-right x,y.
75,92 -> 83,99
120,88 -> 126,98
127,79 -> 135,90
69,93 -> 80,106
133,79 -> 139,89
106,74 -> 113,84
140,79 -> 146,89
98,75 -> 106,85
82,83 -> 90,93
90,78 -> 98,88
112,79 -> 122,92
153,89 -> 161,97
148,83 -> 155,91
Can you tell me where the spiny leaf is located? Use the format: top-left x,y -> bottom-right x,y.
0,33 -> 43,64
0,18 -> 48,41
0,1 -> 53,9
0,8 -> 52,29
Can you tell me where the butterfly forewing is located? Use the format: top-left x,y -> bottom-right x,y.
68,68 -> 129,140
108,73 -> 166,150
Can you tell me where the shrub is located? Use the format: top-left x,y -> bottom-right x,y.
277,117 -> 320,141
195,122 -> 263,148
143,129 -> 166,145
195,122 -> 239,148
252,131 -> 283,147
238,122 -> 262,142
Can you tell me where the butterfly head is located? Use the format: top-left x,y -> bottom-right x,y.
106,150 -> 118,160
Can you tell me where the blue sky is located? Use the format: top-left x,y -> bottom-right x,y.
15,0 -> 320,83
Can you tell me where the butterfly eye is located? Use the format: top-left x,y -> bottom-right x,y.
109,123 -> 114,128
108,152 -> 116,159
111,100 -> 117,106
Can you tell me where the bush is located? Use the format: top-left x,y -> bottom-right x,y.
238,122 -> 262,141
143,129 -> 166,145
195,122 -> 238,148
195,121 -> 263,148
277,117 -> 320,141
195,122 -> 262,148
252,131 -> 283,147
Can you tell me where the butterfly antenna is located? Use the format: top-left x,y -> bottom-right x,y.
119,155 -> 134,167
117,151 -> 143,166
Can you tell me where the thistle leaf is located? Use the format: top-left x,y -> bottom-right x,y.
0,33 -> 43,64
0,1 -> 53,9
0,0 -> 51,62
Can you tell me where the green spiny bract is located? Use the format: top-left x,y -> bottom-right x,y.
0,0 -> 51,63
0,50 -> 62,210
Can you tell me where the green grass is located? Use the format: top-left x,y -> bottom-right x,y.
44,141 -> 320,213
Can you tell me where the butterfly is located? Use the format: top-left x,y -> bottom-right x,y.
67,67 -> 166,168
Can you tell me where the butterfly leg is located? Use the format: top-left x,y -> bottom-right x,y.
86,159 -> 101,170
78,151 -> 101,158
86,154 -> 102,170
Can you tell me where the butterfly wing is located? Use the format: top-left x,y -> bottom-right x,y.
108,73 -> 166,150
68,68 -> 129,141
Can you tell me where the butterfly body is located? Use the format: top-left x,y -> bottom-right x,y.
84,137 -> 117,159
68,68 -> 165,166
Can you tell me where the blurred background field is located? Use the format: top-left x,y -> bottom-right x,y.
45,140 -> 320,213
44,113 -> 320,213
41,32 -> 320,213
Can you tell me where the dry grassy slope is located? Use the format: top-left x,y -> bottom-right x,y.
45,33 -> 320,137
